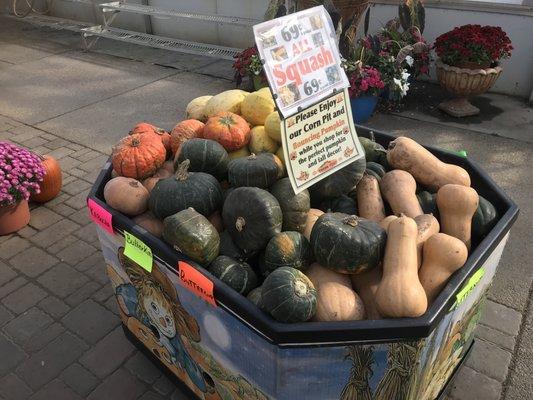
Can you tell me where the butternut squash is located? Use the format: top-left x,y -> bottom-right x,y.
375,215 -> 428,318
414,214 -> 440,268
380,170 -> 423,218
350,267 -> 382,320
356,173 -> 386,222
306,262 -> 352,289
387,136 -> 471,190
303,208 -> 324,241
436,184 -> 479,250
379,215 -> 398,231
419,233 -> 468,304
307,263 -> 364,321
314,282 -> 366,321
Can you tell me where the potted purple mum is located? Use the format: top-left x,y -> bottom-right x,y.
0,142 -> 45,235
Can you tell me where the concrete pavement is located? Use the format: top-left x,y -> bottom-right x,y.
0,15 -> 531,400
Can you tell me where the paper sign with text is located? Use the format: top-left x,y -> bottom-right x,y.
280,88 -> 364,194
87,199 -> 114,236
178,261 -> 216,307
124,231 -> 153,273
254,5 -> 349,117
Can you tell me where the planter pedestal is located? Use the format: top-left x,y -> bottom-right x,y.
436,60 -> 502,118
438,98 -> 480,118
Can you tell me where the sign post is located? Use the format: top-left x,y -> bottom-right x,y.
254,5 -> 364,193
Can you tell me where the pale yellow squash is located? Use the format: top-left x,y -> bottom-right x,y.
228,146 -> 251,160
249,126 -> 279,154
264,111 -> 282,142
241,89 -> 276,126
204,90 -> 249,117
185,95 -> 212,122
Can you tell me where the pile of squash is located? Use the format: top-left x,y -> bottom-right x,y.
102,88 -> 499,325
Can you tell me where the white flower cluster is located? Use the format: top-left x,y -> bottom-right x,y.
393,69 -> 411,98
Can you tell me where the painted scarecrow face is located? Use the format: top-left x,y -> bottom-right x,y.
142,289 -> 176,338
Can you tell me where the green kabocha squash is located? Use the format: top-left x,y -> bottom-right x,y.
163,208 -> 220,264
320,195 -> 358,214
209,256 -> 258,295
309,157 -> 366,199
261,267 -> 317,322
311,213 -> 386,274
247,286 -> 264,308
359,136 -> 387,163
228,153 -> 279,188
365,161 -> 386,180
270,178 -> 310,233
472,195 -> 498,241
219,230 -> 251,261
175,138 -> 229,180
264,231 -> 312,273
149,160 -> 222,219
222,187 -> 282,254
417,191 -> 438,217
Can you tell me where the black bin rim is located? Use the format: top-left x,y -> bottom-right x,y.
88,126 -> 519,348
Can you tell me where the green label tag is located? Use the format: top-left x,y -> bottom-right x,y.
456,150 -> 468,158
124,231 -> 153,273
450,268 -> 485,310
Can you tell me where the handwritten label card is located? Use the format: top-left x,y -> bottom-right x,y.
178,261 -> 216,307
280,88 -> 364,193
87,199 -> 114,236
124,231 -> 153,273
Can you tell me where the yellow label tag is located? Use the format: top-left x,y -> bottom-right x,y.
124,231 -> 153,273
451,268 -> 485,310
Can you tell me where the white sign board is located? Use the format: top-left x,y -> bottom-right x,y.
254,6 -> 349,117
280,89 -> 365,194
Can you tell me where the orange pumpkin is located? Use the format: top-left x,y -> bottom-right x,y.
170,120 -> 205,154
203,112 -> 251,151
130,122 -> 171,154
31,155 -> 62,203
112,134 -> 166,180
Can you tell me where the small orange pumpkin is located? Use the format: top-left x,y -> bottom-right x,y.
170,120 -> 205,154
130,122 -> 171,154
112,134 -> 166,180
31,155 -> 62,203
203,112 -> 251,151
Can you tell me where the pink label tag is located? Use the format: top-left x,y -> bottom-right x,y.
87,198 -> 114,235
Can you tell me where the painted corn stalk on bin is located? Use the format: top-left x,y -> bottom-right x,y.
88,125 -> 518,400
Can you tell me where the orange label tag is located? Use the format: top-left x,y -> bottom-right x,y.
178,261 -> 216,307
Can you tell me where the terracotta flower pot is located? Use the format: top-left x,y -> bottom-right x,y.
436,59 -> 502,117
0,200 -> 30,235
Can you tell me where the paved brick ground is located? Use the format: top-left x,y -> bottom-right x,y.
0,118 -> 191,399
0,14 -> 531,400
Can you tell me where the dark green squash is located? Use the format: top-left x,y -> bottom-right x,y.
359,136 -> 387,163
320,194 -> 357,214
309,157 -> 366,199
149,160 -> 222,219
247,286 -> 264,308
209,256 -> 258,295
163,208 -> 220,264
261,267 -> 317,322
472,195 -> 498,241
219,230 -> 253,261
270,178 -> 310,233
176,138 -> 229,180
365,161 -> 386,180
222,187 -> 282,254
264,231 -> 312,273
310,213 -> 386,274
228,153 -> 279,188
417,191 -> 438,217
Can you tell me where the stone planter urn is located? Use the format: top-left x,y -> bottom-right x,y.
0,200 -> 30,235
436,59 -> 502,117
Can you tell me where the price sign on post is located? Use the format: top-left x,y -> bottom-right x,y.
280,89 -> 364,194
254,6 -> 349,117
